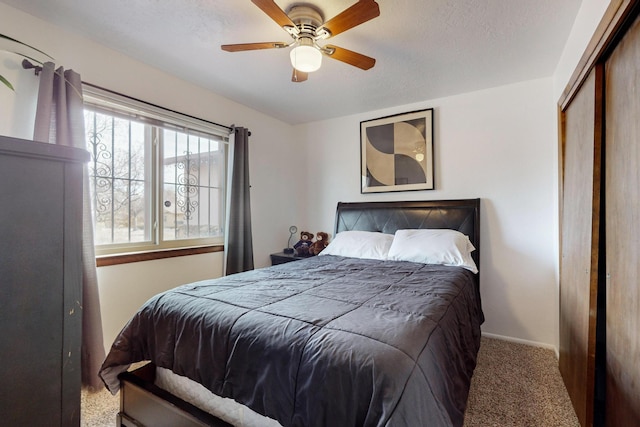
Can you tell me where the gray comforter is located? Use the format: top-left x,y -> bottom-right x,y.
100,255 -> 483,427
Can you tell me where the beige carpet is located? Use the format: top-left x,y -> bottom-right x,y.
463,337 -> 579,427
82,336 -> 579,426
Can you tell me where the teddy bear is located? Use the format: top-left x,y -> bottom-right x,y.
309,231 -> 329,256
294,231 -> 314,256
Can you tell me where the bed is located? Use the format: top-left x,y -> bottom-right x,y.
100,199 -> 484,427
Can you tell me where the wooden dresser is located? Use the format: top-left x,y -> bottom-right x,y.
0,135 -> 89,426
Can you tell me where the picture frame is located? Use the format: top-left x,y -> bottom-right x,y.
360,108 -> 434,193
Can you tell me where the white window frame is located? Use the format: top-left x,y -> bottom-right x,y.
83,85 -> 231,257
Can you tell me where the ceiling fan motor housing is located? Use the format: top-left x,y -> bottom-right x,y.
286,5 -> 325,38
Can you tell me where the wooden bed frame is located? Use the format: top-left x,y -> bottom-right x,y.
115,198 -> 481,427
118,364 -> 231,427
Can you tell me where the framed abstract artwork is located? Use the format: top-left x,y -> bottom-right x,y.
360,108 -> 434,193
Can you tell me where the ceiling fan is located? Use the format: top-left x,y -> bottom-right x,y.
221,0 -> 380,82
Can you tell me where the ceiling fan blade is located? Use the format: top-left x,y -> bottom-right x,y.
324,45 -> 376,70
221,42 -> 288,52
321,0 -> 380,38
292,69 -> 308,83
251,0 -> 296,28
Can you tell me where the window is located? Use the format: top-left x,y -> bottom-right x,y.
83,86 -> 229,255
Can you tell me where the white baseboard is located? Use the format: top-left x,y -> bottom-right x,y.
481,332 -> 559,358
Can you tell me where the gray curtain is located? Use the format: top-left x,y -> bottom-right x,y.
225,126 -> 254,274
34,62 -> 105,390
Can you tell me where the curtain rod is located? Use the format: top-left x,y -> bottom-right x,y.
22,59 -> 238,134
84,82 -> 234,132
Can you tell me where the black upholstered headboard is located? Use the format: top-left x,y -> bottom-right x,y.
334,199 -> 481,270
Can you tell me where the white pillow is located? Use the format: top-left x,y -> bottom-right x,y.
319,230 -> 394,260
387,229 -> 478,273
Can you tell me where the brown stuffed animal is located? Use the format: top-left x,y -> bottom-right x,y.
294,231 -> 314,256
310,232 -> 329,256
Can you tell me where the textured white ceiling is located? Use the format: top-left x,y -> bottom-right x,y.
1,0 -> 582,124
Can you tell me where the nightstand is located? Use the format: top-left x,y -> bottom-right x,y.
270,252 -> 306,265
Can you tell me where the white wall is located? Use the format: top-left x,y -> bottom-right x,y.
0,51 -> 39,138
292,0 -> 612,349
554,0 -> 611,100
1,0 -> 612,351
299,78 -> 561,347
97,252 -> 224,350
0,3 -> 303,348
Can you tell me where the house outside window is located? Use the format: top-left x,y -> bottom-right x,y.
83,86 -> 229,256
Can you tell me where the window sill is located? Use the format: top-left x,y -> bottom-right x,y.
96,245 -> 224,267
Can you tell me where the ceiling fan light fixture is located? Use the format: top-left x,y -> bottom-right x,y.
290,38 -> 322,73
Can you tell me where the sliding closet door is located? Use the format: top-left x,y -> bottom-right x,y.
559,66 -> 602,427
604,10 -> 640,427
